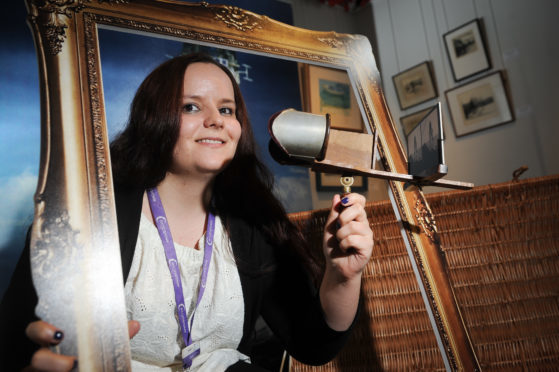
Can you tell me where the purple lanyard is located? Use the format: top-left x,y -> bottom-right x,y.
147,188 -> 215,370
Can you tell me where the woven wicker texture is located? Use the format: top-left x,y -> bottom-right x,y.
288,175 -> 559,371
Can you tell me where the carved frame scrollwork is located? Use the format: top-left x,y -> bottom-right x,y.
25,0 -> 479,370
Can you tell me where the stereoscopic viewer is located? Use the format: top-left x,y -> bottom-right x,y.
268,109 -> 472,190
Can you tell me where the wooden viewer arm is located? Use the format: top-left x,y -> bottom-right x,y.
312,129 -> 473,190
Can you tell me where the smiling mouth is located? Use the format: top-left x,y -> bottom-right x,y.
196,139 -> 225,144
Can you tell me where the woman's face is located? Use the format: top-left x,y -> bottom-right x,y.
171,62 -> 242,178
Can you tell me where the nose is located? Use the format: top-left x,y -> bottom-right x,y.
204,109 -> 224,129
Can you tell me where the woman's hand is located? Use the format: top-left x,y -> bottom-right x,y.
323,193 -> 373,280
319,193 -> 373,331
23,321 -> 75,372
23,320 -> 140,371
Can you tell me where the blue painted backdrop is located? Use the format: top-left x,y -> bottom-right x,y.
0,0 -> 311,298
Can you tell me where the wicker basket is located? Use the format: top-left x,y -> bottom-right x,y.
288,175 -> 559,371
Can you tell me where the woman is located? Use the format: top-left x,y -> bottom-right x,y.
1,54 -> 373,371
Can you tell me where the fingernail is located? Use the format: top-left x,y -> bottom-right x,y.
341,197 -> 349,205
336,220 -> 341,229
53,330 -> 64,341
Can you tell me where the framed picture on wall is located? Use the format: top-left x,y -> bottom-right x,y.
400,105 -> 437,136
443,19 -> 491,81
392,61 -> 438,110
301,64 -> 364,132
445,71 -> 514,137
315,172 -> 368,192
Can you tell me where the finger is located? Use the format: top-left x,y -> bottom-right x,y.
338,234 -> 374,255
340,193 -> 366,208
328,194 -> 342,221
336,220 -> 373,243
128,320 -> 141,339
31,348 -> 76,372
324,194 -> 342,235
338,203 -> 369,226
26,321 -> 64,347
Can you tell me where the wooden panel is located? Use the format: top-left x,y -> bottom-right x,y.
438,0 -> 476,29
391,0 -> 429,69
319,129 -> 374,170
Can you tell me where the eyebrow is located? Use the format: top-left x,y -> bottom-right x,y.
182,95 -> 236,105
220,98 -> 236,105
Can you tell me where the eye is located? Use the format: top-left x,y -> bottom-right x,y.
219,107 -> 235,116
182,103 -> 200,113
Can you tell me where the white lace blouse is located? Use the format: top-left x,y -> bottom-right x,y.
124,214 -> 248,371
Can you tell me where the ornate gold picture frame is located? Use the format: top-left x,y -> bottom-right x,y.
25,0 -> 478,370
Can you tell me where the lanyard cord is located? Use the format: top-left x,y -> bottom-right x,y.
147,188 -> 215,369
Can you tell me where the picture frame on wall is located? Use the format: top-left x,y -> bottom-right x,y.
400,105 -> 437,136
445,71 -> 514,137
392,61 -> 438,110
315,171 -> 368,192
443,19 -> 491,81
301,64 -> 364,132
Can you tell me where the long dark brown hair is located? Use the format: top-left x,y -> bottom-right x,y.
110,53 -> 320,280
